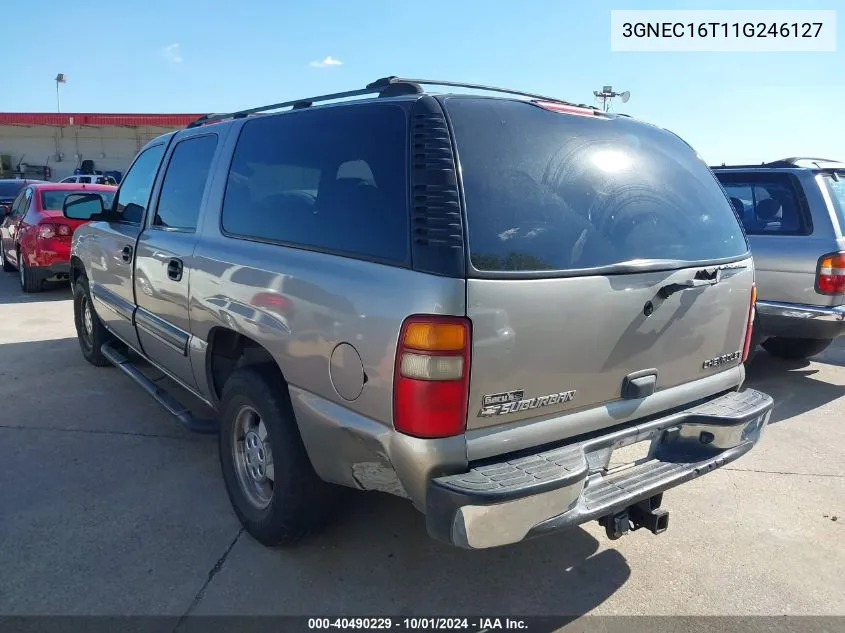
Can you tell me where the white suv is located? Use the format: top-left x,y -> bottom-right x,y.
60,175 -> 117,185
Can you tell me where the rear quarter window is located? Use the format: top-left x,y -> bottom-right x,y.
822,173 -> 845,232
221,103 -> 409,264
444,97 -> 749,273
718,173 -> 810,235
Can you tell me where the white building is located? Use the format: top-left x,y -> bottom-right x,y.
0,112 -> 201,181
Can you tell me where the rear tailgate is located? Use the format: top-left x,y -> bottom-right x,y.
442,96 -> 754,431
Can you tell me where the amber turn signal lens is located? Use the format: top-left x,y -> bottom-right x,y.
402,322 -> 466,352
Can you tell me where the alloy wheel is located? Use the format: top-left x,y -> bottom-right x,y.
231,405 -> 275,510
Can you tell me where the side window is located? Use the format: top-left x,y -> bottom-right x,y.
113,144 -> 167,225
60,177 -> 75,183
153,134 -> 218,231
79,176 -> 91,184
221,104 -> 408,263
721,176 -> 808,235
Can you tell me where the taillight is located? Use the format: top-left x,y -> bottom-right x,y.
741,284 -> 757,364
393,315 -> 471,438
37,223 -> 72,239
816,252 -> 845,295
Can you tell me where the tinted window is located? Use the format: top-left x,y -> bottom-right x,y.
822,173 -> 845,232
42,190 -> 116,211
221,104 -> 408,263
720,175 -> 808,235
445,98 -> 749,272
154,135 -> 218,230
114,144 -> 167,225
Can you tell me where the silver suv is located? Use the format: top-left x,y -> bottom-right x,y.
713,158 -> 845,359
63,77 -> 773,549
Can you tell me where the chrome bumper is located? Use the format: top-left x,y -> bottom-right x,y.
756,300 -> 845,339
426,389 -> 773,549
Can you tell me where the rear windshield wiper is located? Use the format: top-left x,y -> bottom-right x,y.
658,267 -> 722,299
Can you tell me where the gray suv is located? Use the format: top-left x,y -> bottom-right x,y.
713,158 -> 845,359
63,77 -> 773,549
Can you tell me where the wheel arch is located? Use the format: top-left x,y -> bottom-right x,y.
205,326 -> 289,407
70,255 -> 86,285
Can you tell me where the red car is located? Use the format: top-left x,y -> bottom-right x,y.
0,182 -> 116,292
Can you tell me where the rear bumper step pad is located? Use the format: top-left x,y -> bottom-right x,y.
426,388 -> 773,549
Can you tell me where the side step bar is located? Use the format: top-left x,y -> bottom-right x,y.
100,341 -> 219,435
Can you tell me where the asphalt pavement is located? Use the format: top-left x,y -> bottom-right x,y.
1,273 -> 843,621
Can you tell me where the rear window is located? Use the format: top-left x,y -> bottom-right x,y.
445,97 -> 749,273
822,173 -> 845,231
221,103 -> 409,264
41,190 -> 115,211
0,182 -> 25,197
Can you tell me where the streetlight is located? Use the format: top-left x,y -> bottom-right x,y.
593,85 -> 630,112
55,73 -> 67,113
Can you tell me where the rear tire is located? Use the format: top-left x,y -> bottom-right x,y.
762,337 -> 832,360
1,241 -> 13,272
73,276 -> 112,367
18,251 -> 42,293
218,366 -> 341,546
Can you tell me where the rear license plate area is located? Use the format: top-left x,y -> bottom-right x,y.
606,439 -> 653,474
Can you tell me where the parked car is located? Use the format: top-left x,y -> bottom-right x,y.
64,76 -> 772,550
713,158 -> 845,359
0,182 -> 116,292
0,178 -> 45,217
60,175 -> 118,185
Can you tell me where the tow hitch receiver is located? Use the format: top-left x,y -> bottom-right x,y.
599,494 -> 669,540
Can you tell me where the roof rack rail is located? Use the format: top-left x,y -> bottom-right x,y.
777,157 -> 843,168
186,76 -> 585,128
712,157 -> 845,170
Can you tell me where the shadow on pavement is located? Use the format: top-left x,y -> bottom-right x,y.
194,489 -> 631,616
745,345 -> 845,424
0,275 -> 71,304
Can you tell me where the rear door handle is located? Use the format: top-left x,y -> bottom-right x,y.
167,258 -> 183,281
121,245 -> 133,262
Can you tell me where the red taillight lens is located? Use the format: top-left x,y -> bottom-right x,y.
741,284 -> 757,364
816,252 -> 845,295
393,315 -> 471,438
37,223 -> 57,239
37,223 -> 72,239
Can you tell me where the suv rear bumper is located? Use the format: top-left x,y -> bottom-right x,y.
756,300 -> 845,340
426,388 -> 773,549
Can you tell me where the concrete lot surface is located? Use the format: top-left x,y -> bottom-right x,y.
0,273 -> 843,621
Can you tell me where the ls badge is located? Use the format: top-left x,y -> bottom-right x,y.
479,388 -> 576,417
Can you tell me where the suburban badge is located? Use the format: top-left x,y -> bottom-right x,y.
479,389 -> 576,417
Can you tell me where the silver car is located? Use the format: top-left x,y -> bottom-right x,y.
63,77 -> 773,549
714,158 -> 845,359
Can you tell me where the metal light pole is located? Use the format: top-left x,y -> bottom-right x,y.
55,73 -> 67,112
593,85 -> 630,112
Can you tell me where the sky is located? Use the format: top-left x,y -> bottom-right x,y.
2,0 -> 842,165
